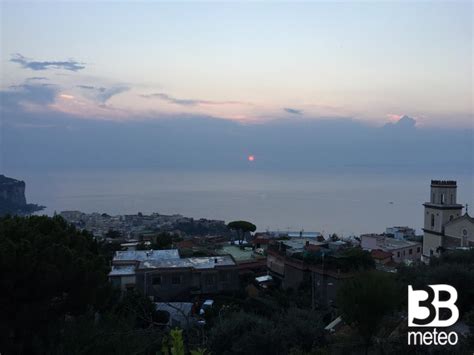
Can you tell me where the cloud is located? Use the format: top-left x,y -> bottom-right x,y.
384,115 -> 417,129
77,85 -> 129,104
26,77 -> 48,81
10,53 -> 85,72
0,82 -> 58,111
77,85 -> 106,92
140,92 -> 246,106
2,112 -> 471,174
284,107 -> 303,115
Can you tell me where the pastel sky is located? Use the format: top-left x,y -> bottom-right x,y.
1,1 -> 472,127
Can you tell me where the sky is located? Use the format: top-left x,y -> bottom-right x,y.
1,1 -> 472,128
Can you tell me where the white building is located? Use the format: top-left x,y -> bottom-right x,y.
385,226 -> 415,240
360,234 -> 421,264
422,180 -> 473,261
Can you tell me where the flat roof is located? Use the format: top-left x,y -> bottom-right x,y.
113,249 -> 180,262
139,255 -> 236,270
283,238 -> 327,250
218,245 -> 256,261
109,265 -> 136,276
255,275 -> 273,283
382,238 -> 420,250
287,232 -> 321,238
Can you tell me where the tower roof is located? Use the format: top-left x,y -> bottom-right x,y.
431,180 -> 457,187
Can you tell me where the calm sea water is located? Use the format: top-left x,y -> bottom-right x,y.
6,170 -> 473,236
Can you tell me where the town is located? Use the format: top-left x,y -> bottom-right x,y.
39,179 -> 471,353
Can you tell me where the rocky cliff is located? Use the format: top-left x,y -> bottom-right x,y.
0,175 -> 44,216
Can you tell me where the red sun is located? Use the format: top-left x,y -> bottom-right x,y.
248,155 -> 255,162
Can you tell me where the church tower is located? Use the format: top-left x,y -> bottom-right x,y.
422,180 -> 463,260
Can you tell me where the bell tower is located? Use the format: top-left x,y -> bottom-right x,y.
422,180 -> 463,259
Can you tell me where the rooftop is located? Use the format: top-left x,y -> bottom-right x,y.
431,180 -> 457,186
287,231 -> 321,238
139,255 -> 236,270
381,238 -> 420,250
109,265 -> 137,276
218,245 -> 259,261
113,249 -> 180,262
282,238 -> 327,251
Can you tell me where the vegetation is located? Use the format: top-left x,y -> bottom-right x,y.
334,249 -> 474,353
227,220 -> 256,244
0,215 -> 112,353
136,232 -> 178,250
2,215 -> 473,354
336,271 -> 402,350
295,247 -> 375,272
208,307 -> 325,355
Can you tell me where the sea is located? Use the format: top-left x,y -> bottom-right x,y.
5,169 -> 473,237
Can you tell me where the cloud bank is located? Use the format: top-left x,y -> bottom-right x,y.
140,92 -> 245,107
10,53 -> 85,71
284,107 -> 303,115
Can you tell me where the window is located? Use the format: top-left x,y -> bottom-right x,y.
152,276 -> 161,285
441,193 -> 445,204
171,275 -> 181,285
409,248 -> 412,255
417,247 -> 421,253
462,229 -> 468,247
449,215 -> 454,221
431,214 -> 435,228
397,252 -> 400,258
450,194 -> 454,204
432,193 -> 435,203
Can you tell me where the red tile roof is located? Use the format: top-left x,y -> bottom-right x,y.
371,249 -> 392,260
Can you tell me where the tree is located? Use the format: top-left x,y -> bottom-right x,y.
0,215 -> 112,354
105,228 -> 122,239
336,271 -> 401,353
207,308 -> 325,355
227,220 -> 256,244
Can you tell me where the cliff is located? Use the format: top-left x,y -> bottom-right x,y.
0,175 -> 44,216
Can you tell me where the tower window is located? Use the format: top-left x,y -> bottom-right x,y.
462,229 -> 468,246
441,193 -> 445,204
449,215 -> 454,221
431,214 -> 435,228
450,194 -> 454,204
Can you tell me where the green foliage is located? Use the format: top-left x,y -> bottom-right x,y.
336,271 -> 401,344
105,228 -> 122,239
227,220 -> 257,233
297,247 -> 375,272
58,311 -> 164,355
207,308 -> 325,355
153,232 -> 174,249
397,249 -> 474,314
113,290 -> 158,328
190,347 -> 209,355
0,215 -> 113,353
227,220 -> 256,243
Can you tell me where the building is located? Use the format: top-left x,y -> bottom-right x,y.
422,180 -> 473,260
266,239 -> 354,306
385,226 -> 415,240
108,249 -> 239,300
360,234 -> 421,264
